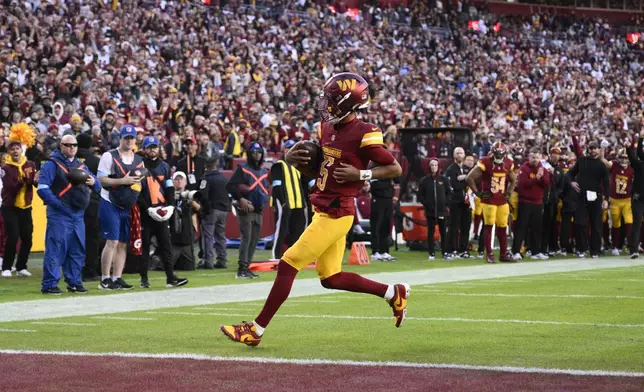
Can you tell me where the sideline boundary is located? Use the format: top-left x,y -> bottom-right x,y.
1,349 -> 643,378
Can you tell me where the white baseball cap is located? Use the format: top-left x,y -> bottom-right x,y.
172,171 -> 187,180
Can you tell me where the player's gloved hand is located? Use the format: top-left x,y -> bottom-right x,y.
148,207 -> 164,222
477,191 -> 492,199
504,193 -> 511,202
157,206 -> 174,221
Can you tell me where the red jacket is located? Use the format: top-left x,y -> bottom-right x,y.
1,156 -> 37,209
517,161 -> 550,204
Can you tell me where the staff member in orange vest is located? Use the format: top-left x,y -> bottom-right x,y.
1,134 -> 37,277
175,136 -> 205,191
138,136 -> 188,289
226,142 -> 270,279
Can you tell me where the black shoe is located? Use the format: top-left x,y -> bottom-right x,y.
460,252 -> 470,259
236,270 -> 259,279
67,284 -> 88,294
140,278 -> 151,289
42,287 -> 64,295
213,263 -> 228,269
166,276 -> 188,288
114,277 -> 134,290
197,262 -> 214,270
631,253 -> 639,259
98,278 -> 119,290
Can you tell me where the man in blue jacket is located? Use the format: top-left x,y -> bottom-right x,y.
37,134 -> 101,295
226,142 -> 270,279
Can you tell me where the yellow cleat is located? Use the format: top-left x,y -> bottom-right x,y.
387,283 -> 410,328
220,321 -> 262,346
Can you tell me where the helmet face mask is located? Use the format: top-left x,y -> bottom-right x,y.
492,142 -> 507,164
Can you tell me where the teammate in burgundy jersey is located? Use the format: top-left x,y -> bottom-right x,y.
466,142 -> 518,263
221,72 -> 409,347
601,148 -> 634,254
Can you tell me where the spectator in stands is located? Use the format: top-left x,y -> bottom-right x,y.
175,137 -> 205,191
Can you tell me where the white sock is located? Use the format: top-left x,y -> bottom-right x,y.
252,321 -> 265,336
383,285 -> 395,300
102,276 -> 111,281
112,276 -> 120,281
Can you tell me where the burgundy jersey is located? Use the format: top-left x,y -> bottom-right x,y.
610,161 -> 633,199
309,118 -> 389,218
477,156 -> 514,206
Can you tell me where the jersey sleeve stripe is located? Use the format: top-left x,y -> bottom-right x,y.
360,132 -> 384,147
477,161 -> 486,172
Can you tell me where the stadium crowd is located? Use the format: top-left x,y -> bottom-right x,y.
0,0 -> 643,290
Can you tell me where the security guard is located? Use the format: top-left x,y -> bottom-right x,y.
370,164 -> 396,261
138,136 -> 188,289
224,124 -> 242,169
226,142 -> 270,279
198,153 -> 231,269
37,135 -> 101,295
270,140 -> 306,260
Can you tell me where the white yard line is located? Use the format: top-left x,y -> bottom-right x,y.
147,311 -> 644,328
428,293 -> 644,300
30,322 -> 98,326
90,316 -> 156,321
0,328 -> 37,333
1,349 -> 642,378
2,258 -> 644,323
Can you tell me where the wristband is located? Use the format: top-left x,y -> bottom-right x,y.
360,170 -> 373,181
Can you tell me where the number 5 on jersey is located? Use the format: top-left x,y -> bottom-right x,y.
317,156 -> 335,191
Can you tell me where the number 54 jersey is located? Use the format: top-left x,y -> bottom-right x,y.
309,118 -> 386,218
477,156 -> 514,206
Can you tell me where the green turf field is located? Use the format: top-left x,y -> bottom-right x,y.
1,257 -> 643,373
0,249 -> 524,303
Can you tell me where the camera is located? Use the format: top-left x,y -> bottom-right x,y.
177,190 -> 202,202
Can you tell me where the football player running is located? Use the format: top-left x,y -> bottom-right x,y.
466,142 -> 518,263
220,73 -> 406,346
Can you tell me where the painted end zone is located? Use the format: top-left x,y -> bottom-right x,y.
1,351 -> 643,392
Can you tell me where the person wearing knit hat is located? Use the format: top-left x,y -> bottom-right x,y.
418,158 -> 451,260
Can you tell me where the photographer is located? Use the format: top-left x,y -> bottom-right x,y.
171,171 -> 203,269
198,154 -> 230,269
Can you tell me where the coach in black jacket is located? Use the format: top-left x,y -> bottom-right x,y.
77,133 -> 102,281
418,158 -> 452,260
444,147 -> 471,258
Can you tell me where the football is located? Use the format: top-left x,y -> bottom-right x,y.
129,168 -> 149,178
157,208 -> 167,217
295,140 -> 322,174
68,168 -> 89,185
